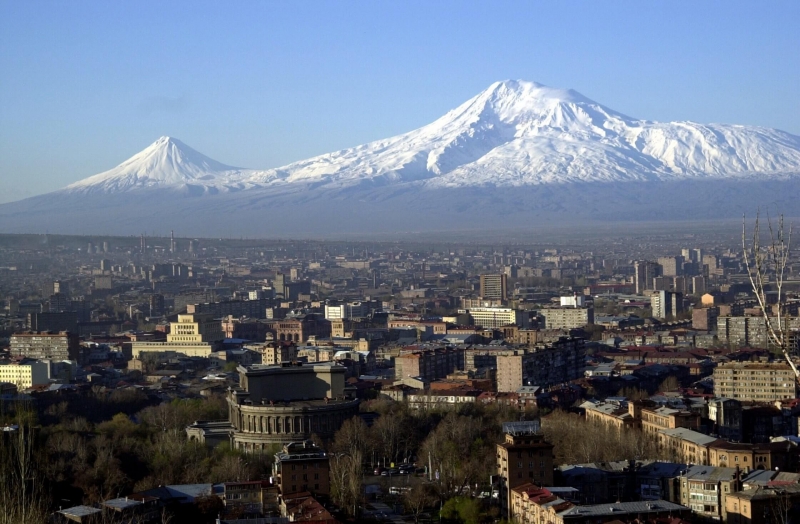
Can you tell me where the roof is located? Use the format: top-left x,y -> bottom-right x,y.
683,465 -> 738,482
60,505 -> 102,518
658,427 -> 719,447
559,500 -> 687,517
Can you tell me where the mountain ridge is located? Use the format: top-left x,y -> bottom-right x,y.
3,79 -> 800,235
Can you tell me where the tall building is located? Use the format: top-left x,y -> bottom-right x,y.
714,362 -> 797,402
480,274 -> 508,300
658,256 -> 684,277
651,290 -> 684,319
9,331 -> 80,361
716,316 -> 770,348
496,338 -> 585,392
634,261 -> 661,294
496,421 -> 554,518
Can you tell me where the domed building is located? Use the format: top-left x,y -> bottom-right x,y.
187,361 -> 360,452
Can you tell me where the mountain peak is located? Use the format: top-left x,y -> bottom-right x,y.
64,137 -> 242,194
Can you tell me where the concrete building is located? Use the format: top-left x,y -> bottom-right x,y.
713,362 -> 797,402
496,338 -> 585,392
543,307 -> 594,329
692,307 -> 719,331
0,360 -> 49,389
678,465 -> 741,521
480,274 -> 508,300
323,301 -> 376,320
273,440 -> 330,497
263,314 -> 330,343
651,291 -> 684,319
634,261 -> 661,294
658,256 -> 684,277
497,421 -> 554,518
394,347 -> 464,382
466,307 -> 529,329
9,331 -> 80,361
131,313 -> 224,358
716,316 -> 770,348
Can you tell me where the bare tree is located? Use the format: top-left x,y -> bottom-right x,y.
742,211 -> 799,378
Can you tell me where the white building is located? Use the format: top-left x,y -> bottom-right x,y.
0,361 -> 49,389
324,301 -> 372,320
560,295 -> 586,307
465,307 -> 529,329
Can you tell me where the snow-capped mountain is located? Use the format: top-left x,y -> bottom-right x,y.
63,136 -> 252,195
242,79 -> 800,189
2,80 -> 800,236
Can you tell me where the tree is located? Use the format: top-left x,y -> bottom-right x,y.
742,211 -> 799,378
329,450 -> 363,517
404,483 -> 437,523
0,407 -> 48,524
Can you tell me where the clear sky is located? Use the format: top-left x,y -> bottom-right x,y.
1,1 -> 798,203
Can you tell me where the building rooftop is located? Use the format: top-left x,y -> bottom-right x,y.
659,427 -> 719,447
559,500 -> 687,517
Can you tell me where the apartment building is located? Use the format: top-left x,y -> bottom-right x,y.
0,360 -> 49,389
9,331 -> 80,361
496,338 -> 585,392
480,274 -> 508,300
542,307 -> 594,329
678,465 -> 740,521
496,422 -> 554,518
272,440 -> 330,496
651,291 -> 684,319
716,316 -> 770,348
713,362 -> 796,402
394,346 -> 464,381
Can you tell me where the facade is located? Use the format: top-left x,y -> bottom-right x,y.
658,256 -> 684,277
263,314 -> 330,343
713,362 -> 796,402
226,362 -> 360,451
9,331 -> 80,361
716,316 -> 770,348
634,261 -> 661,294
657,428 -> 719,465
651,291 -> 684,319
131,313 -> 224,358
187,298 -> 270,319
726,484 -> 800,524
466,307 -> 529,329
496,338 -> 585,392
692,307 -> 719,331
543,307 -> 594,329
678,465 -> 740,521
323,301 -> 375,320
273,440 -> 330,496
496,422 -> 554,518
394,347 -> 464,381
0,361 -> 49,389
480,273 -> 508,300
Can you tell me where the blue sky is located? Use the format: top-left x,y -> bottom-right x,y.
1,1 -> 798,202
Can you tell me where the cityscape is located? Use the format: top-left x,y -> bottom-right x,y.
1,2 -> 800,524
1,226 -> 800,524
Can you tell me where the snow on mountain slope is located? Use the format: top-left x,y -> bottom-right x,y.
244,80 -> 800,189
63,136 -> 253,194
43,80 -> 800,198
